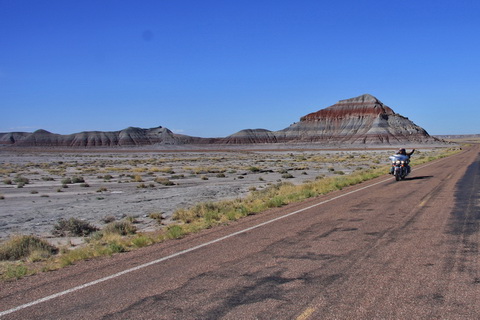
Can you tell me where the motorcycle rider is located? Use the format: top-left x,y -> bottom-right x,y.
389,148 -> 415,174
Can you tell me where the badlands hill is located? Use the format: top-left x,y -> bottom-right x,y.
0,127 -> 208,147
225,94 -> 439,144
1,94 -> 442,147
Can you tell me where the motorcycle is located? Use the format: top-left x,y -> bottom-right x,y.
389,154 -> 410,181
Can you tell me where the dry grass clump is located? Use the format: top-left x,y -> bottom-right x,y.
185,166 -> 225,174
103,220 -> 137,236
0,235 -> 58,261
55,220 -> 139,268
52,218 -> 99,237
150,166 -> 174,173
148,212 -> 164,224
102,215 -> 116,223
61,176 -> 85,185
0,262 -> 30,280
154,177 -> 175,186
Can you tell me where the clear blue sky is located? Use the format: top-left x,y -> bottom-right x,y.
1,0 -> 479,137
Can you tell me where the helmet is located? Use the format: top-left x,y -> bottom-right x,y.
397,148 -> 406,155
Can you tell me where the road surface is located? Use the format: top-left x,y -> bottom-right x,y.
1,145 -> 479,319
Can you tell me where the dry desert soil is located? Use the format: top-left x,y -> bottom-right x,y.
0,146 -> 448,245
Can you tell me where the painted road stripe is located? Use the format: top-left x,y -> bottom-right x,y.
0,160 -> 443,317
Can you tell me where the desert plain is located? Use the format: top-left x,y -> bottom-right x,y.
0,146 -> 449,245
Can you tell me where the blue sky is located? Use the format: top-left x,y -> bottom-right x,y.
1,0 -> 479,137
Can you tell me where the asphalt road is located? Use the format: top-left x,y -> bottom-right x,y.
1,145 -> 479,319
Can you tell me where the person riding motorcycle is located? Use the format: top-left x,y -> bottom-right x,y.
389,148 -> 415,174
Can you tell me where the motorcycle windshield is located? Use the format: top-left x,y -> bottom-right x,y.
389,154 -> 409,162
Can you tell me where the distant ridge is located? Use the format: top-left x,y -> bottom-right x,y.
0,127 -> 206,147
1,94 -> 444,147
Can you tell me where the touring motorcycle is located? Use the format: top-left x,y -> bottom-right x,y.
389,154 -> 410,181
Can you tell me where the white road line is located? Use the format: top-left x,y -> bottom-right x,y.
0,160 -> 441,317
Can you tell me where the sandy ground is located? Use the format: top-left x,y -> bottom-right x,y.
0,145 -> 448,243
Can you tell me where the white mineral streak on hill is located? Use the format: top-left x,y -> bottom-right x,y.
1,94 -> 442,147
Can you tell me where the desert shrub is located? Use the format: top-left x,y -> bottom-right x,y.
58,246 -> 96,267
4,179 -> 12,185
266,196 -> 286,208
2,263 -> 29,280
148,212 -> 163,224
103,221 -> 137,236
125,215 -> 139,223
97,187 -> 108,192
131,235 -> 153,248
155,166 -> 174,174
154,177 -> 175,186
61,178 -> 72,185
165,225 -> 185,239
102,215 -> 116,223
0,235 -> 58,261
53,218 -> 99,237
0,194 -> 4,200
133,175 -> 143,182
216,173 -> 226,178
172,208 -> 192,223
107,242 -> 125,253
248,166 -> 261,172
281,173 -> 294,179
14,176 -> 29,185
71,176 -> 85,183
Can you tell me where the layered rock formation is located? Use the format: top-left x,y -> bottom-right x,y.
1,94 -> 442,147
224,94 -> 439,144
0,127 -> 205,147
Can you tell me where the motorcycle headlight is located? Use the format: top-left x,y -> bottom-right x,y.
401,161 -> 405,164
396,160 -> 401,165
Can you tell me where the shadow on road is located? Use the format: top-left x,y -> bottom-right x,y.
404,176 -> 433,181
